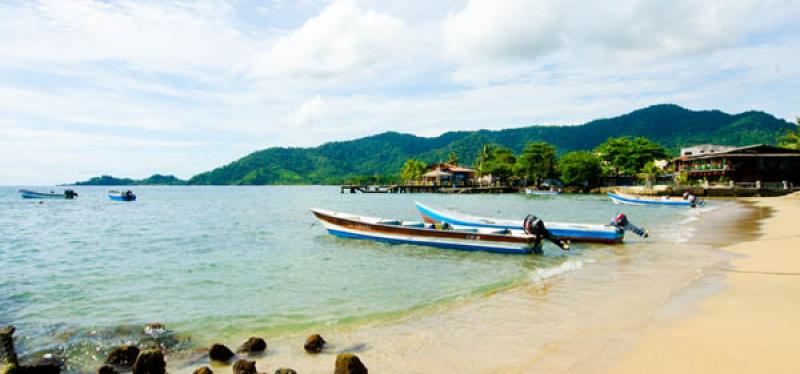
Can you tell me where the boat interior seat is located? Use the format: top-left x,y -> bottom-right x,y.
401,222 -> 425,228
378,219 -> 401,225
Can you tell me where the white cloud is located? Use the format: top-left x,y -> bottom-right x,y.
290,95 -> 328,127
252,0 -> 409,78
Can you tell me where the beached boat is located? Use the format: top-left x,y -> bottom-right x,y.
108,190 -> 136,202
524,188 -> 560,195
415,201 -> 648,243
311,208 -> 568,255
607,191 -> 703,207
19,189 -> 78,199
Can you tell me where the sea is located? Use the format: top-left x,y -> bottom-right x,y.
0,186 -> 735,372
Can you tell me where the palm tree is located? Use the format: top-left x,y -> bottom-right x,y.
447,151 -> 458,166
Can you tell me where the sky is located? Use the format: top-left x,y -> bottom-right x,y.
1,0 -> 799,185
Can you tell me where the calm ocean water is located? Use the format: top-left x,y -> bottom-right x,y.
0,186 -> 721,372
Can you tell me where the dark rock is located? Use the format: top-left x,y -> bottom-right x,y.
107,345 -> 140,366
131,349 -> 165,374
334,353 -> 367,374
18,364 -> 60,374
274,369 -> 296,374
31,354 -> 63,368
0,326 -> 19,367
96,365 -> 119,374
192,366 -> 212,374
231,360 -> 257,374
303,334 -> 326,353
236,337 -> 266,354
208,344 -> 235,362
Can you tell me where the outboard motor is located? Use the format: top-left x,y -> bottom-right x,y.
611,213 -> 649,238
522,215 -> 569,251
688,194 -> 698,208
64,189 -> 78,199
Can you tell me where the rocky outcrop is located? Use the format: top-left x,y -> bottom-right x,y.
303,334 -> 326,353
231,360 -> 257,374
107,345 -> 140,366
192,366 -> 213,374
334,354 -> 367,374
236,337 -> 266,354
96,365 -> 119,374
131,349 -> 165,374
0,326 -> 19,368
273,369 -> 297,374
208,344 -> 235,362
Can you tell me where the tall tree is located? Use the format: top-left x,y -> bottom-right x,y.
474,145 -> 492,176
513,142 -> 558,185
480,145 -> 516,181
399,159 -> 427,183
594,136 -> 668,176
558,151 -> 602,187
447,151 -> 459,165
778,118 -> 800,150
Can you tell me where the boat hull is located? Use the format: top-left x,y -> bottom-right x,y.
525,188 -> 560,195
19,190 -> 73,199
415,201 -> 623,244
312,209 -> 541,255
607,192 -> 701,207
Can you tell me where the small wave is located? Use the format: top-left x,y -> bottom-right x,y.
528,260 -> 583,283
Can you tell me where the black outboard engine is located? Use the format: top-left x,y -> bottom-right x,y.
64,189 -> 78,199
522,215 -> 569,251
688,194 -> 697,208
611,213 -> 649,238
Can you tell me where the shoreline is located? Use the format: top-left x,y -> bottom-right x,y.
610,193 -> 800,373
164,200 -> 752,373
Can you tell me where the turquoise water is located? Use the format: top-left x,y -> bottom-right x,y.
0,186 -> 703,371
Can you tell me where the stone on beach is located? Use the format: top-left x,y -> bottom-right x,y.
274,369 -> 296,374
303,334 -> 326,353
334,354 -> 368,374
236,337 -> 267,354
0,326 -> 19,367
192,366 -> 213,374
231,359 -> 257,374
208,344 -> 235,362
131,349 -> 165,374
143,323 -> 165,336
107,345 -> 140,366
96,365 -> 119,374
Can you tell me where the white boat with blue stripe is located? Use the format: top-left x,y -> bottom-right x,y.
415,201 -> 647,244
607,191 -> 704,207
311,208 -> 568,255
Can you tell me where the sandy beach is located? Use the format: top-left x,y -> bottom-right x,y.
612,193 -> 800,373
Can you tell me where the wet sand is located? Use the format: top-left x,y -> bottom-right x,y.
612,194 -> 800,373
171,201 -> 756,373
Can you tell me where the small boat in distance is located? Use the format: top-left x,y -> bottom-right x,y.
415,201 -> 647,243
311,208 -> 568,255
19,189 -> 78,199
108,190 -> 136,202
524,188 -> 560,195
607,191 -> 704,207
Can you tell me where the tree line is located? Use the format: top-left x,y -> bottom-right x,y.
400,136 -> 670,188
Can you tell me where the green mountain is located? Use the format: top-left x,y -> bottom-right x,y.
72,174 -> 187,186
187,104 -> 795,185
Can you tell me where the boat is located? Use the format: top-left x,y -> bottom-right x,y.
108,190 -> 136,201
414,201 -> 648,244
607,191 -> 704,207
525,188 -> 560,195
19,189 -> 78,199
311,208 -> 568,255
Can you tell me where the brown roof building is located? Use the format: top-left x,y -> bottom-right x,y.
672,144 -> 800,184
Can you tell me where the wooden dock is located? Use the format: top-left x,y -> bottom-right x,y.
340,185 -> 520,194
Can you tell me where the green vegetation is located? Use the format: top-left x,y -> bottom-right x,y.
558,151 -> 602,187
594,137 -> 668,176
478,145 -> 516,181
778,118 -> 800,150
72,174 -> 186,186
400,159 -> 428,183
70,105 -> 796,185
513,142 -> 558,185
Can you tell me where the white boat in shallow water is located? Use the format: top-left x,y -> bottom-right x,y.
525,188 -> 560,195
311,208 -> 568,255
414,201 -> 648,243
607,191 -> 703,207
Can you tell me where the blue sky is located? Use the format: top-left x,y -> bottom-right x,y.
1,0 -> 799,185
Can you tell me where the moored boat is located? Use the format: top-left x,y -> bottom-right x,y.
311,208 -> 568,255
19,189 -> 78,199
607,191 -> 703,207
415,201 -> 648,243
108,190 -> 136,201
524,188 -> 560,195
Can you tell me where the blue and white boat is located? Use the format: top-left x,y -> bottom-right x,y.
525,188 -> 560,195
311,208 -> 568,255
108,190 -> 136,202
415,201 -> 647,244
607,191 -> 703,207
19,189 -> 78,199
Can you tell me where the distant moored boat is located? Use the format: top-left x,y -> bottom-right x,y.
607,191 -> 703,207
524,188 -> 560,195
108,189 -> 136,202
19,189 -> 78,199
